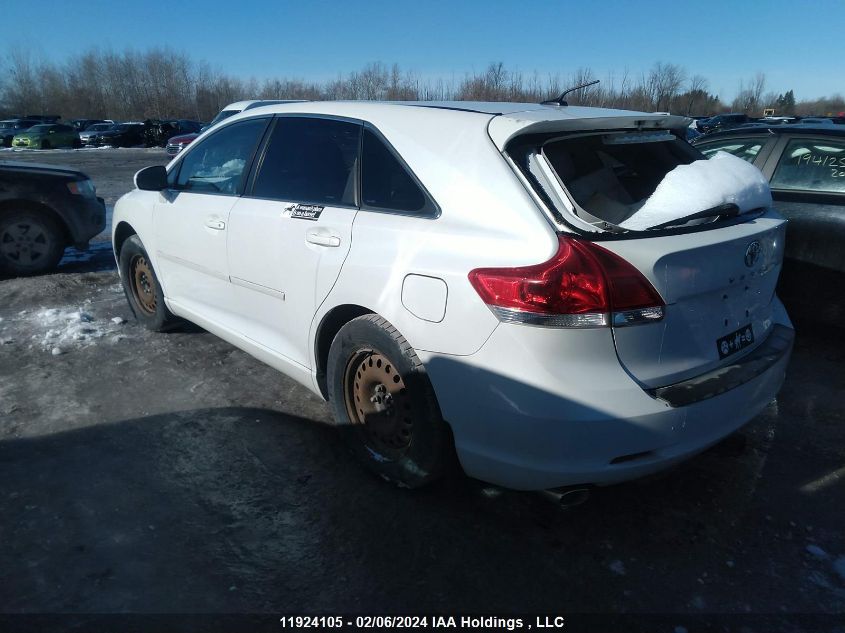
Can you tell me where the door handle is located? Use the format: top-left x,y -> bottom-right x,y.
205,219 -> 226,230
306,232 -> 341,247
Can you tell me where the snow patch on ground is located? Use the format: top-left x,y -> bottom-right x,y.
29,306 -> 129,352
621,151 -> 773,231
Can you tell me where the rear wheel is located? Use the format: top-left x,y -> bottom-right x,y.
0,209 -> 65,276
71,138 -> 81,149
119,235 -> 178,331
40,140 -> 51,150
327,314 -> 452,488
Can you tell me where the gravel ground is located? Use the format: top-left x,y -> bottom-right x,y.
0,150 -> 843,630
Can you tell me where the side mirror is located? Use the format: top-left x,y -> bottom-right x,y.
135,165 -> 168,191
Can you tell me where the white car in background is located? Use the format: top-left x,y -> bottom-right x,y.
112,101 -> 793,493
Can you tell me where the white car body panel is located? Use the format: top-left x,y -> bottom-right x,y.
226,196 -> 356,367
153,191 -> 235,323
113,101 -> 792,491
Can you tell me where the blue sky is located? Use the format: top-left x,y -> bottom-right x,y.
4,0 -> 841,100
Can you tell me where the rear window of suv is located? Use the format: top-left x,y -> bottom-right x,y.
536,132 -> 700,226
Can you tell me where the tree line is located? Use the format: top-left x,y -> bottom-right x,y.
1,47 -> 842,122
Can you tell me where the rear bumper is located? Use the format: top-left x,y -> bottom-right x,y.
649,324 -> 793,407
420,303 -> 793,491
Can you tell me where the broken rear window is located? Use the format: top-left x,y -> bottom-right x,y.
540,132 -> 698,226
515,130 -> 772,232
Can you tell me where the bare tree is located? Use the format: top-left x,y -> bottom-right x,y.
3,48 -> 841,123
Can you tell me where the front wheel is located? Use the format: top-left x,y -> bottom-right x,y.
327,314 -> 452,488
119,235 -> 178,331
0,209 -> 65,276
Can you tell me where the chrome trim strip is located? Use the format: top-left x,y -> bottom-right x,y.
230,276 -> 285,300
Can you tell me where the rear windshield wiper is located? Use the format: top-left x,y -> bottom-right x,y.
647,203 -> 740,230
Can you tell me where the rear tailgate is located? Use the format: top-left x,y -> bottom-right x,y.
600,210 -> 786,387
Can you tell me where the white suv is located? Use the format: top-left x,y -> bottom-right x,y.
113,101 -> 793,492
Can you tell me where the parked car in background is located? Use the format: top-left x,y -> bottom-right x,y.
24,115 -> 61,124
89,123 -> 146,147
795,117 -> 835,126
163,101 -> 307,155
144,119 -> 204,147
68,118 -> 109,131
165,132 -> 199,156
79,123 -> 117,146
113,101 -> 791,492
0,161 -> 105,276
12,124 -> 80,149
697,113 -> 751,134
760,116 -> 796,125
207,100 -> 307,128
693,125 -> 845,323
0,119 -> 41,147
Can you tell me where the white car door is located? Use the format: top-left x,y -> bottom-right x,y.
226,116 -> 361,367
153,117 -> 270,323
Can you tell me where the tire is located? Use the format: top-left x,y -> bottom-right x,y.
119,235 -> 178,331
0,209 -> 65,277
327,314 -> 452,488
72,138 -> 81,149
40,140 -> 51,150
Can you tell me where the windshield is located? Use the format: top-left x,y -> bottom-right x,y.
209,109 -> 239,126
87,124 -> 112,132
0,122 -> 13,129
28,125 -> 52,133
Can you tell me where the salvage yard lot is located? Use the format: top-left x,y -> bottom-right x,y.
0,150 -> 844,624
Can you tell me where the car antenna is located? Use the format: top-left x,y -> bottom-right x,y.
541,79 -> 600,107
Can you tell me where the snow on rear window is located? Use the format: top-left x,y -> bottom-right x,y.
541,134 -> 771,231
619,152 -> 772,231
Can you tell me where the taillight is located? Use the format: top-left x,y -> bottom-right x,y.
468,235 -> 665,328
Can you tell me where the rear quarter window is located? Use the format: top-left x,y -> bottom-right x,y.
361,127 -> 438,215
770,138 -> 845,193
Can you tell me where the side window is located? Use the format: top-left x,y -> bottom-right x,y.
770,139 -> 845,193
176,118 -> 268,195
697,138 -> 766,163
251,117 -> 360,206
361,127 -> 436,215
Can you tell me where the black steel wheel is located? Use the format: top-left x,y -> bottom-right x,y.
327,314 -> 452,488
119,235 -> 179,331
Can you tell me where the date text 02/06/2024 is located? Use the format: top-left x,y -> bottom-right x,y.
278,615 -> 567,629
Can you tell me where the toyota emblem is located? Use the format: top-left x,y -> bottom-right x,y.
744,241 -> 762,268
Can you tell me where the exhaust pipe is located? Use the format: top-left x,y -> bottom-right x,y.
540,486 -> 592,509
